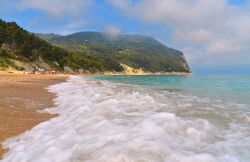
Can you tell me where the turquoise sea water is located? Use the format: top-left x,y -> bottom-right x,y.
93,74 -> 250,105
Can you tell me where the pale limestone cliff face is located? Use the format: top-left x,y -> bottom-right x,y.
9,57 -> 57,72
103,64 -> 192,75
103,64 -> 146,75
120,64 -> 147,75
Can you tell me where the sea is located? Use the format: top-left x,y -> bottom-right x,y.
2,74 -> 250,162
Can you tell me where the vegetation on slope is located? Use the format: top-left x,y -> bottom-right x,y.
37,32 -> 190,73
0,19 -> 123,73
0,18 -> 190,73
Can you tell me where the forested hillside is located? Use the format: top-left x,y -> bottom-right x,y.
37,32 -> 190,73
0,19 -> 190,73
0,19 -> 123,73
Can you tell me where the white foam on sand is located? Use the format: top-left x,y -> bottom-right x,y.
1,76 -> 250,162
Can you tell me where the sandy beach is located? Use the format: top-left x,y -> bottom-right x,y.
0,73 -> 68,159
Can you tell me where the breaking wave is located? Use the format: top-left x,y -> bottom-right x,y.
2,76 -> 250,162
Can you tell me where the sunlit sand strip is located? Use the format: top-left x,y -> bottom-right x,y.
0,73 -> 68,159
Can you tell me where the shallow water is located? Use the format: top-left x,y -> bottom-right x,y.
93,74 -> 250,105
2,75 -> 250,162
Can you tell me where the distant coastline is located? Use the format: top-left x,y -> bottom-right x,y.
101,64 -> 192,75
102,72 -> 192,76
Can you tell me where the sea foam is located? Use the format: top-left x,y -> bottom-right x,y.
1,76 -> 249,162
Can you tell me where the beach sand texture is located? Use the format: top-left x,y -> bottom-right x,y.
0,73 -> 67,159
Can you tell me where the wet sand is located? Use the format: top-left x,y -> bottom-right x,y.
0,73 -> 68,159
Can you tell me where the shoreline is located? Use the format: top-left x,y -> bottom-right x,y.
0,68 -> 192,76
102,72 -> 192,75
82,72 -> 192,76
0,73 -> 68,159
0,74 -> 248,161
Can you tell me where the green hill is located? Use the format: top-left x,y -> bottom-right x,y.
37,32 -> 190,73
0,19 -> 190,74
0,19 -> 123,73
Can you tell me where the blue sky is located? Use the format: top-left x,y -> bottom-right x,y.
0,0 -> 250,73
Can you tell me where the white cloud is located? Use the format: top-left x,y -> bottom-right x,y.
107,0 -> 250,66
65,22 -> 87,29
17,0 -> 92,17
174,29 -> 214,44
104,25 -> 122,38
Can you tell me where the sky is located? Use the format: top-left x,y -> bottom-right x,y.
0,0 -> 250,74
